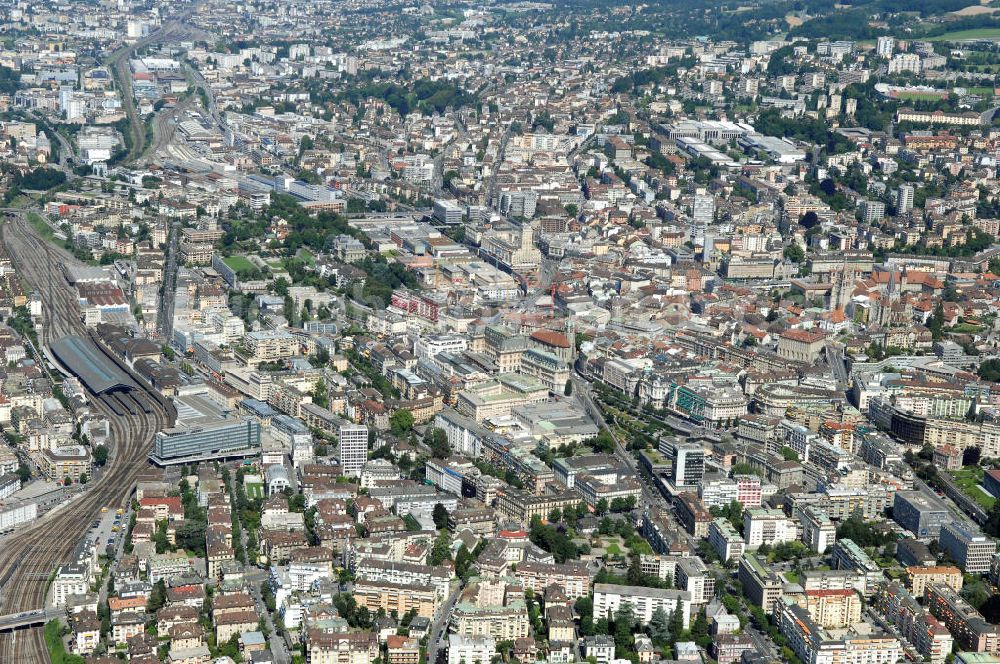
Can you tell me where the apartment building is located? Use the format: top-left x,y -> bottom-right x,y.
925,583 -> 1000,653
338,423 -> 369,477
495,488 -> 580,525
353,578 -> 439,618
593,583 -> 692,629
699,474 -> 762,509
802,589 -> 862,629
387,636 -> 421,664
40,445 -> 92,481
451,601 -> 530,641
244,330 -> 299,362
743,508 -> 796,549
514,561 -> 589,600
675,492 -> 712,538
709,518 -> 745,563
447,635 -> 496,664
52,563 -> 90,607
307,630 -> 379,664
906,566 -> 962,598
798,506 -> 836,554
353,559 -> 450,599
939,521 -> 997,574
738,553 -> 783,614
777,598 -> 901,664
831,539 -> 884,594
875,582 -> 953,664
676,557 -> 715,605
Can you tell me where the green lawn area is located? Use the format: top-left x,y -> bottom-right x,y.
968,87 -> 997,96
26,212 -> 57,241
606,542 -> 622,556
45,620 -> 84,664
929,27 -> 1000,41
949,466 -> 996,511
783,570 -> 800,584
627,536 -> 654,555
245,483 -> 264,499
897,91 -> 947,101
223,255 -> 256,272
296,248 -> 316,266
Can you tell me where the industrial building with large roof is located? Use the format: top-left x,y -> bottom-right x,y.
50,335 -> 134,394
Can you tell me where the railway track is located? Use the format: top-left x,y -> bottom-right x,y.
107,18 -> 210,163
0,215 -> 173,663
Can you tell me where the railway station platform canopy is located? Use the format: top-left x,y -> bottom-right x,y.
50,335 -> 132,394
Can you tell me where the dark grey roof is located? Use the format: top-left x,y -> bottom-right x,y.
50,335 -> 132,394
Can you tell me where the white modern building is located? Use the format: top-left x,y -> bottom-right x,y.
593,583 -> 692,629
338,423 -> 369,476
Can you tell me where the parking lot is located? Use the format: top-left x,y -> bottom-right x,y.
88,506 -> 127,554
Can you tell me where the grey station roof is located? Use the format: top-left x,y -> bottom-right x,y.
50,335 -> 133,394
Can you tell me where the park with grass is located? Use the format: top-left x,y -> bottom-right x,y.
948,466 -> 996,511
45,620 -> 84,664
222,255 -> 257,273
928,27 -> 1000,41
896,91 -> 948,101
26,212 -> 58,242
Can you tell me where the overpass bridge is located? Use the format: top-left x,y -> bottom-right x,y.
0,608 -> 65,632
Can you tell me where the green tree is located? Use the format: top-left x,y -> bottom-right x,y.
176,520 -> 207,557
92,444 -> 108,466
779,446 -> 799,462
403,514 -> 421,532
299,135 -> 314,155
455,544 -> 475,580
929,301 -> 945,340
218,633 -> 241,660
433,503 -> 449,530
709,500 -> 744,533
668,607 -> 684,639
389,409 -> 414,437
648,606 -> 670,646
147,579 -> 167,613
529,518 -> 581,563
153,519 -> 170,554
592,429 -> 615,454
576,595 -> 595,635
783,243 -> 805,263
613,603 -> 635,651
987,499 -> 1000,538
429,531 -> 452,566
836,515 -> 895,547
979,359 -> 1000,383
312,377 -> 329,409
424,427 -> 451,458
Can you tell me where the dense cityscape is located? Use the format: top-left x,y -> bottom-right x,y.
1,0 -> 1000,664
